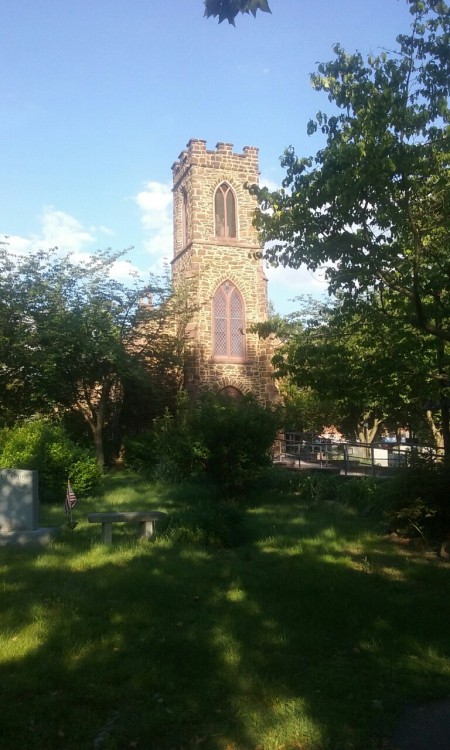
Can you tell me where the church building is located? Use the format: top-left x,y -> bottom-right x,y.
171,139 -> 277,403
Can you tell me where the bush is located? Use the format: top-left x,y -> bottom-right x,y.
383,457 -> 450,539
151,401 -> 210,483
336,477 -> 379,512
297,473 -> 341,504
164,498 -> 244,548
122,431 -> 158,475
262,470 -> 382,513
148,393 -> 281,496
265,470 -> 340,503
0,418 -> 102,504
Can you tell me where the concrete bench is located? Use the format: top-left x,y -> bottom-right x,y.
87,511 -> 167,545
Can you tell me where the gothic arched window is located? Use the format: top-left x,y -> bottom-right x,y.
213,281 -> 245,360
215,183 -> 236,238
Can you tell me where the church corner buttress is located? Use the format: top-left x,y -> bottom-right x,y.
171,139 -> 278,404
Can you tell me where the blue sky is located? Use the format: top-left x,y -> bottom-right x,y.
2,0 -> 413,313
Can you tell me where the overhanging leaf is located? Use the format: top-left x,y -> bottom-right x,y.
204,0 -> 272,25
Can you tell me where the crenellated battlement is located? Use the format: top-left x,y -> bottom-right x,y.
172,139 -> 259,186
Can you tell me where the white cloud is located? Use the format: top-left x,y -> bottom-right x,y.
265,263 -> 329,314
266,262 -> 328,292
109,258 -> 144,282
259,175 -> 280,192
4,208 -> 142,283
134,181 -> 173,263
5,234 -> 31,255
6,207 -> 105,256
135,181 -> 172,230
97,225 -> 115,237
38,207 -> 95,252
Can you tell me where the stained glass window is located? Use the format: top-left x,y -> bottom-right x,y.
213,281 -> 245,359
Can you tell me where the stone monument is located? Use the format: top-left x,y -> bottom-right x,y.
0,469 -> 58,546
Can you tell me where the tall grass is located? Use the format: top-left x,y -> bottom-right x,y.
1,470 -> 449,749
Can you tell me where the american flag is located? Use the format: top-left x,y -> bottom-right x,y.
65,481 -> 78,515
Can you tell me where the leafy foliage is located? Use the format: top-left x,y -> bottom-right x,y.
0,418 -> 102,504
146,398 -> 210,483
281,380 -> 339,434
335,476 -> 379,512
122,431 -> 158,475
204,0 -> 271,25
384,456 -> 450,538
164,496 -> 244,548
262,294 -> 446,444
265,467 -> 382,512
138,392 -> 281,496
0,246 -> 191,467
250,0 -> 450,456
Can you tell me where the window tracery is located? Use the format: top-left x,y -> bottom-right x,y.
214,183 -> 236,238
212,281 -> 245,360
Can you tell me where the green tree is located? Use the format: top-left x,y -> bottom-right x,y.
280,379 -> 343,435
0,247 -> 191,467
251,0 -> 450,456
204,0 -> 271,25
267,296 -> 445,445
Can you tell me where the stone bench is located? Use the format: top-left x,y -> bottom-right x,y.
87,511 -> 167,545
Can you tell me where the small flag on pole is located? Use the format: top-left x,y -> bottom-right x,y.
65,481 -> 78,515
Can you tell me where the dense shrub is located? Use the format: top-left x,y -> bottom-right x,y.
192,393 -> 280,494
122,431 -> 158,475
265,470 -> 340,503
383,457 -> 450,538
0,418 -> 102,504
150,401 -> 210,483
164,498 -> 244,548
336,476 -> 379,512
143,393 -> 281,496
261,469 -> 383,514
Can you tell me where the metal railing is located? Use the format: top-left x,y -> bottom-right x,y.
273,432 -> 445,477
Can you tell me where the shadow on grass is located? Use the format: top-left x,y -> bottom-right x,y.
1,481 -> 450,750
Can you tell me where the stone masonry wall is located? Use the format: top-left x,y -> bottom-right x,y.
172,139 -> 278,404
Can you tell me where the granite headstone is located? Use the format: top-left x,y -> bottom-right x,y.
0,469 -> 38,532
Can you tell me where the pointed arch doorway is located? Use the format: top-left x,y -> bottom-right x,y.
219,386 -> 244,400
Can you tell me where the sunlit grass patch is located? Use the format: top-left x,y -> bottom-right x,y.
0,472 -> 449,749
3,621 -> 45,658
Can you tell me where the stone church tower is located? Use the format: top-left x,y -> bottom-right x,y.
171,139 -> 277,402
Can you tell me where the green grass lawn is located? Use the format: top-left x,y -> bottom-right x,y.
1,471 -> 449,750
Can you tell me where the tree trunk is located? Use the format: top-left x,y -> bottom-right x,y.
435,328 -> 449,463
425,410 -> 444,449
356,414 -> 381,444
90,420 -> 105,469
76,379 -> 113,470
440,392 -> 450,464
